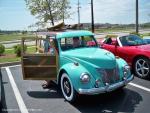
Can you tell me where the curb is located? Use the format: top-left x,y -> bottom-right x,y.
0,61 -> 21,67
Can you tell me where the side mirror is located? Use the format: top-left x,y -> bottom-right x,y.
111,41 -> 118,47
111,41 -> 116,45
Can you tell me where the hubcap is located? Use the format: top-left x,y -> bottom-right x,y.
63,78 -> 71,97
135,59 -> 149,77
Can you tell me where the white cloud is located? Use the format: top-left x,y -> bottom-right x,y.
93,0 -> 135,24
65,0 -> 149,24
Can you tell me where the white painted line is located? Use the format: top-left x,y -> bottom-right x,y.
129,82 -> 150,92
5,67 -> 29,113
1,65 -> 21,69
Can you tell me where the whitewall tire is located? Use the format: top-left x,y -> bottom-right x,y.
60,73 -> 77,102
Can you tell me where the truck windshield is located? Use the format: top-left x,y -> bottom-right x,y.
60,35 -> 98,51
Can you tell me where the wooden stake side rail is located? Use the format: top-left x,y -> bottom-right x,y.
23,65 -> 57,68
24,77 -> 57,80
22,54 -> 56,57
21,36 -> 59,80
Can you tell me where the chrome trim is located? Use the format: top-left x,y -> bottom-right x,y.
80,73 -> 90,83
123,65 -> 130,78
78,74 -> 134,95
97,68 -> 120,84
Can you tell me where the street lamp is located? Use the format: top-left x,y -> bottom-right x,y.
91,0 -> 94,33
136,0 -> 139,33
77,0 -> 81,29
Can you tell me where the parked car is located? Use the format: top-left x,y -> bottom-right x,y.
143,36 -> 150,44
21,30 -> 133,102
99,34 -> 150,79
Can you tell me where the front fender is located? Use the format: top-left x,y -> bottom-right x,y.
116,58 -> 131,78
58,63 -> 96,92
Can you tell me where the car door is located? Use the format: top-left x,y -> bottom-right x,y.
21,37 -> 58,80
102,44 -> 116,54
102,38 -> 117,55
115,46 -> 131,64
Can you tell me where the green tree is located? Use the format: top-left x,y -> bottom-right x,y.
13,44 -> 27,57
25,0 -> 71,27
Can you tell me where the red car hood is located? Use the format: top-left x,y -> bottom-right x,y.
129,44 -> 150,51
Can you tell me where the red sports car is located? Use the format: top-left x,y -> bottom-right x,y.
98,34 -> 150,79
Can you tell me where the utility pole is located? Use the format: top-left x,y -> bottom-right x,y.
62,0 -> 65,23
77,0 -> 81,29
91,0 -> 94,33
136,0 -> 139,33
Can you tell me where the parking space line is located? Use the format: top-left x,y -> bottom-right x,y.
5,67 -> 29,113
129,82 -> 150,92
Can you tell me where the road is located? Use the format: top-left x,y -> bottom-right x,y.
0,65 -> 150,113
2,29 -> 150,48
0,40 -> 35,48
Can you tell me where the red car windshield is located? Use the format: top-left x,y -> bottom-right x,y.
119,35 -> 147,46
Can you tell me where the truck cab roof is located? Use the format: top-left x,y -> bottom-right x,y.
36,30 -> 94,39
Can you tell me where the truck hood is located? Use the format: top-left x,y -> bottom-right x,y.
62,48 -> 116,68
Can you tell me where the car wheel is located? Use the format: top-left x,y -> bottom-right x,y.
134,57 -> 150,79
60,73 -> 77,103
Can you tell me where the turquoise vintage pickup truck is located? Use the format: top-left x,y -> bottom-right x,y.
21,30 -> 133,102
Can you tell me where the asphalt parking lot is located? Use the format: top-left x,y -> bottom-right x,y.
0,65 -> 150,113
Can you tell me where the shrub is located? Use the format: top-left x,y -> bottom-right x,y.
105,34 -> 118,38
130,32 -> 141,36
148,33 -> 150,36
0,44 -> 5,56
13,44 -> 27,57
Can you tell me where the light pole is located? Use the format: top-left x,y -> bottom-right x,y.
77,0 -> 81,29
91,0 -> 94,33
136,0 -> 139,33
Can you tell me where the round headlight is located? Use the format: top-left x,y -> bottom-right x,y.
80,73 -> 90,83
124,65 -> 130,71
123,65 -> 130,78
123,71 -> 128,77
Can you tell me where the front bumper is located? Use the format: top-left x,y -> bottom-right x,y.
78,74 -> 134,95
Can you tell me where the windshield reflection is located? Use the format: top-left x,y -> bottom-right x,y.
60,36 -> 98,51
120,35 -> 147,46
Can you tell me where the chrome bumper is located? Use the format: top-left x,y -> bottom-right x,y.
78,74 -> 134,95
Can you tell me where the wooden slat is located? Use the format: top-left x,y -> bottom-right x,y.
24,65 -> 57,67
21,36 -> 58,80
23,77 -> 56,80
23,54 -> 55,57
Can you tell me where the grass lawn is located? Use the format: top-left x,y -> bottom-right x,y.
0,46 -> 36,63
0,33 -> 36,42
0,57 -> 20,63
141,33 -> 150,37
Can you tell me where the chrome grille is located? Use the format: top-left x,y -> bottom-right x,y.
97,68 -> 120,84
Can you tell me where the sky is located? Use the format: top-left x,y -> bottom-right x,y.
0,0 -> 150,30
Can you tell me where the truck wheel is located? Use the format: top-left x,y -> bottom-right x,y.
134,57 -> 150,79
60,73 -> 77,103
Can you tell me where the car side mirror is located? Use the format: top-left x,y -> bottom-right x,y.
111,41 -> 118,47
111,41 -> 116,45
